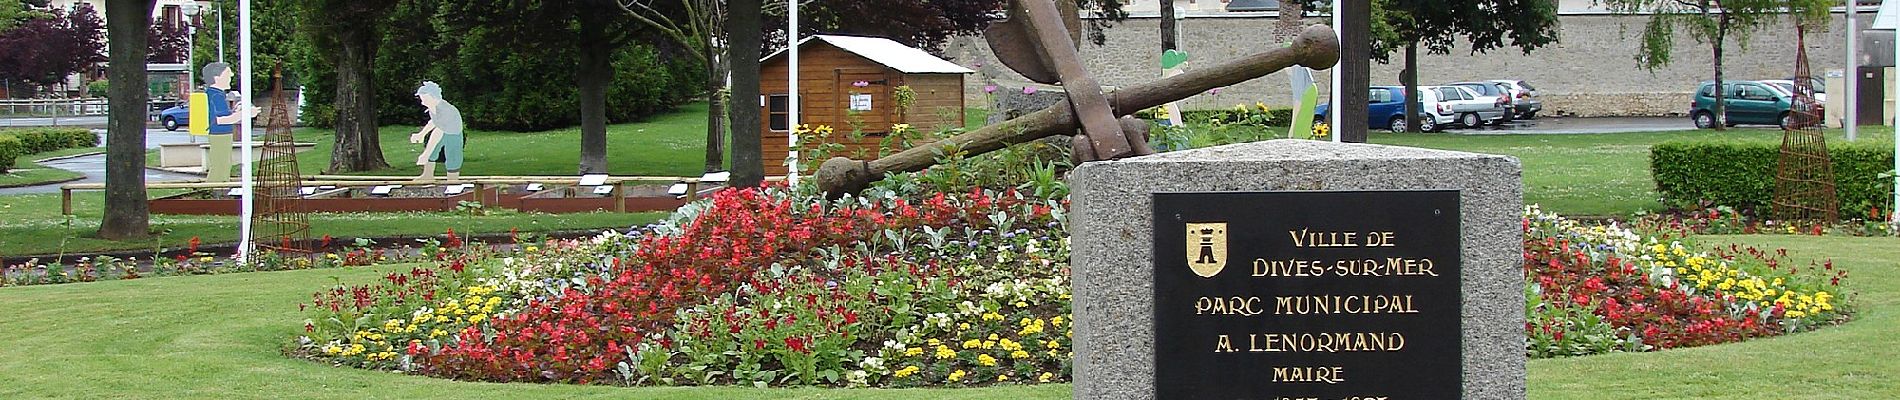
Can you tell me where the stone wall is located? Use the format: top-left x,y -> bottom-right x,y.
942,13 -> 1871,117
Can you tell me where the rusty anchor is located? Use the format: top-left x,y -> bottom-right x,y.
813,16 -> 1341,197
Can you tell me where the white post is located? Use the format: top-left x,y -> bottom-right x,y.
237,0 -> 254,264
217,3 -> 225,62
1849,1 -> 1859,141
787,0 -> 800,186
1892,27 -> 1899,223
1330,0 -> 1341,143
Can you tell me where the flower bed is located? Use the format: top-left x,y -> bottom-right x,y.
292,188 -> 1858,387
1524,206 -> 1851,358
297,183 -> 1073,387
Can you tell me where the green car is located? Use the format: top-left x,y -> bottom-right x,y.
1690,80 -> 1821,129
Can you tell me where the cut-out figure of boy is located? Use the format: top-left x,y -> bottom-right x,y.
409,81 -> 464,182
200,62 -> 258,183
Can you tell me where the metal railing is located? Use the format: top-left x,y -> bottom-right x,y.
0,98 -> 110,118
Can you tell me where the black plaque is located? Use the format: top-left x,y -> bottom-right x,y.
1153,190 -> 1461,399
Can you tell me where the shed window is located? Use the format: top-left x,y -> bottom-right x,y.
768,94 -> 791,131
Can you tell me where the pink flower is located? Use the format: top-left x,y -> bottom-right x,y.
852,81 -> 869,88
1022,86 -> 1037,95
983,85 -> 998,94
1207,87 -> 1223,95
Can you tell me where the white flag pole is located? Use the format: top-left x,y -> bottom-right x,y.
1330,0 -> 1342,143
237,0 -> 254,264
1848,1 -> 1859,141
786,0 -> 800,186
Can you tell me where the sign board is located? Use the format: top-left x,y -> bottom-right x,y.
1151,190 -> 1463,399
850,94 -> 873,111
592,185 -> 616,195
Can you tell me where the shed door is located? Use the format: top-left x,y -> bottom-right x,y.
835,69 -> 895,135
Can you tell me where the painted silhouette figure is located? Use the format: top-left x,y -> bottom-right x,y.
1196,228 -> 1219,264
199,62 -> 258,183
410,81 -> 464,182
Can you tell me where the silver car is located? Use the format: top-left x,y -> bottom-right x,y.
1425,85 -> 1508,128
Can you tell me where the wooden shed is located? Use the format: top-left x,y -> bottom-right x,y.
760,35 -> 972,176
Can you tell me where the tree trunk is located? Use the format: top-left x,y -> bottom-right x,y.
1403,41 -> 1420,133
728,0 -> 764,187
575,12 -> 612,174
703,47 -> 728,173
326,28 -> 388,173
98,0 -> 156,240
1337,0 -> 1370,143
1712,13 -> 1728,131
1159,0 -> 1176,51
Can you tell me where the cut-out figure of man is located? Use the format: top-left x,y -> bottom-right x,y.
410,81 -> 464,182
200,62 -> 258,183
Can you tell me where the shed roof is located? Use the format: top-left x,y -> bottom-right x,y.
763,35 -> 974,74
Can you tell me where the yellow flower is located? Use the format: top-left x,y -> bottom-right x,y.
430,329 -> 447,338
958,322 -> 970,330
1044,339 -> 1061,349
963,339 -> 983,349
1050,316 -> 1063,327
982,312 -> 1004,322
935,345 -> 958,359
997,374 -> 1010,382
894,366 -> 920,378
947,369 -> 967,382
892,123 -> 912,132
927,338 -> 941,347
905,347 -> 924,357
977,354 -> 998,366
1039,372 -> 1054,383
1011,350 -> 1031,359
469,314 -> 487,324
1014,301 -> 1028,308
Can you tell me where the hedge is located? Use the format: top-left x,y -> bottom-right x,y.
1652,139 -> 1895,218
0,128 -> 97,174
0,136 -> 21,173
0,128 -> 99,154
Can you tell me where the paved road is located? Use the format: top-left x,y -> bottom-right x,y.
0,128 -> 207,195
1450,116 -> 1695,135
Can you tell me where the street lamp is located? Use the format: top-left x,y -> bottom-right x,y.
182,3 -> 199,85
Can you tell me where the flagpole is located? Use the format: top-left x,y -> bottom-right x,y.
237,0 -> 254,264
1330,0 -> 1342,142
786,0 -> 800,186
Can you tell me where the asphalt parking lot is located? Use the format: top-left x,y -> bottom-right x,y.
1449,116 -> 1696,135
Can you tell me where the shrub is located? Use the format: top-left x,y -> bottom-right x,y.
0,128 -> 98,154
1651,140 -> 1894,217
0,136 -> 22,173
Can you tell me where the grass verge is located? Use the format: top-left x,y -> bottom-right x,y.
0,147 -> 99,188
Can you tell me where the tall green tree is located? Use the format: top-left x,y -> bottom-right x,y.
1321,0 -> 1560,133
1596,0 -> 1831,129
99,0 -> 155,240
298,0 -> 398,172
621,0 -> 729,173
444,0 -> 653,174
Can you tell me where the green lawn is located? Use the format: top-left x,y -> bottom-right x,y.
1372,126 -> 1898,217
293,102 -> 714,177
0,147 -> 97,188
0,235 -> 1891,398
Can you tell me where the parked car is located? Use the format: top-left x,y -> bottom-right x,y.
1759,79 -> 1827,103
1690,80 -> 1823,129
1313,86 -> 1437,132
1425,85 -> 1507,128
1488,79 -> 1542,119
1448,81 -> 1515,123
159,103 -> 190,131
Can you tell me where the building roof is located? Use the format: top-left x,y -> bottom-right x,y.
763,35 -> 974,74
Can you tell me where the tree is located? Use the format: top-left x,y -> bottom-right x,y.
1598,0 -> 1831,130
147,20 -> 189,63
620,0 -> 730,173
0,5 -> 105,90
1322,0 -> 1559,133
298,0 -> 399,172
445,0 -> 655,174
729,0 -> 764,186
99,0 -> 155,240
